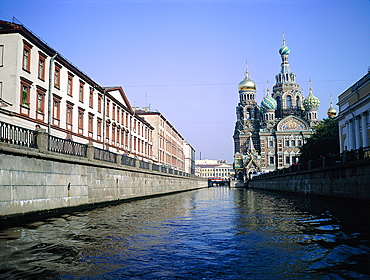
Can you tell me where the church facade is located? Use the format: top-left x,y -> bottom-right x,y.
233,38 -> 321,180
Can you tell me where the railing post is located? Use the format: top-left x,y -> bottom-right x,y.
86,144 -> 95,161
116,153 -> 122,165
342,151 -> 348,164
36,128 -> 48,153
322,156 -> 326,168
308,160 -> 312,171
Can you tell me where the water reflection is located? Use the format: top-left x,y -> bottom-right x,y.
0,188 -> 369,279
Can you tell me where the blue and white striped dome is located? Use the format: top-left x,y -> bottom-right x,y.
261,94 -> 277,110
279,44 -> 290,55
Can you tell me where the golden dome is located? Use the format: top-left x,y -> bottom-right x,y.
327,95 -> 337,119
238,72 -> 256,91
327,103 -> 337,118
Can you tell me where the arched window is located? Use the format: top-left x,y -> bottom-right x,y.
286,96 -> 292,108
296,96 -> 300,109
276,97 -> 281,109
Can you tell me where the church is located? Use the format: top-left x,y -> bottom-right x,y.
233,37 -> 321,180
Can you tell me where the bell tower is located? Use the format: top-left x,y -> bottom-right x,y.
233,62 -> 260,155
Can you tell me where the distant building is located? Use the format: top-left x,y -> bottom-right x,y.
233,36 -> 320,179
336,71 -> 369,152
184,142 -> 196,175
134,107 -> 194,174
195,160 -> 233,180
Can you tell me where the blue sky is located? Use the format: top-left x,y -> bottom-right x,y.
1,0 -> 369,163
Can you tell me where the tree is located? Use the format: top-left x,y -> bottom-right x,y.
299,119 -> 340,162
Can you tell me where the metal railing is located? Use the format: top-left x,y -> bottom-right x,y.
0,120 -> 195,178
121,155 -> 136,167
0,121 -> 38,148
94,147 -> 117,163
139,160 -> 149,169
255,146 -> 370,179
48,135 -> 87,157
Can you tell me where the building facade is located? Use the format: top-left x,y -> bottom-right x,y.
134,107 -> 193,173
195,160 -> 233,180
336,71 -> 369,152
0,20 -> 193,170
233,37 -> 320,179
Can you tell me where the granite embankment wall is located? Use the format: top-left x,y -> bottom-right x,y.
248,158 -> 370,200
0,141 -> 206,219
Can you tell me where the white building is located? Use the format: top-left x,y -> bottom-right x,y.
195,160 -> 233,180
0,20 -> 154,161
336,71 -> 369,152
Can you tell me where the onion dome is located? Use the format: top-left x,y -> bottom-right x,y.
327,95 -> 337,118
238,71 -> 256,91
279,44 -> 291,55
279,34 -> 291,55
261,89 -> 277,110
303,87 -> 320,110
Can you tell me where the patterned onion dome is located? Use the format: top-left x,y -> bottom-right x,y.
261,93 -> 277,110
238,72 -> 256,91
303,89 -> 320,110
279,44 -> 290,55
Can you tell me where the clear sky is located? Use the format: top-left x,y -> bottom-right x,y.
1,0 -> 369,163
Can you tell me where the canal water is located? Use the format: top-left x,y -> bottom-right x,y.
0,188 -> 369,279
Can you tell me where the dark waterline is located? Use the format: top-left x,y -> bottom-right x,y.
0,188 -> 369,279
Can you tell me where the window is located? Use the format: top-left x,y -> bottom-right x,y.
298,140 -> 302,146
117,108 -> 120,123
38,52 -> 46,80
106,99 -> 110,117
21,84 -> 30,107
121,130 -> 125,146
89,87 -> 93,108
53,95 -> 61,126
269,156 -> 274,165
269,141 -> 273,147
116,127 -> 120,146
112,103 -> 116,120
88,113 -> 94,137
36,86 -> 46,120
285,140 -> 289,147
22,40 -> 32,72
54,63 -> 61,88
0,45 -> 4,67
112,125 -> 116,144
286,96 -> 292,108
97,118 -> 102,141
79,81 -> 84,102
20,77 -> 32,116
67,73 -> 73,96
66,101 -> 74,131
105,122 -> 110,142
291,140 -> 295,146
285,156 -> 290,164
78,107 -> 85,134
98,94 -> 102,113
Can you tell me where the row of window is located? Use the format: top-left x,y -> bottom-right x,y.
267,156 -> 298,165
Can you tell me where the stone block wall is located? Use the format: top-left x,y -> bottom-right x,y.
0,144 -> 205,219
248,160 -> 370,200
